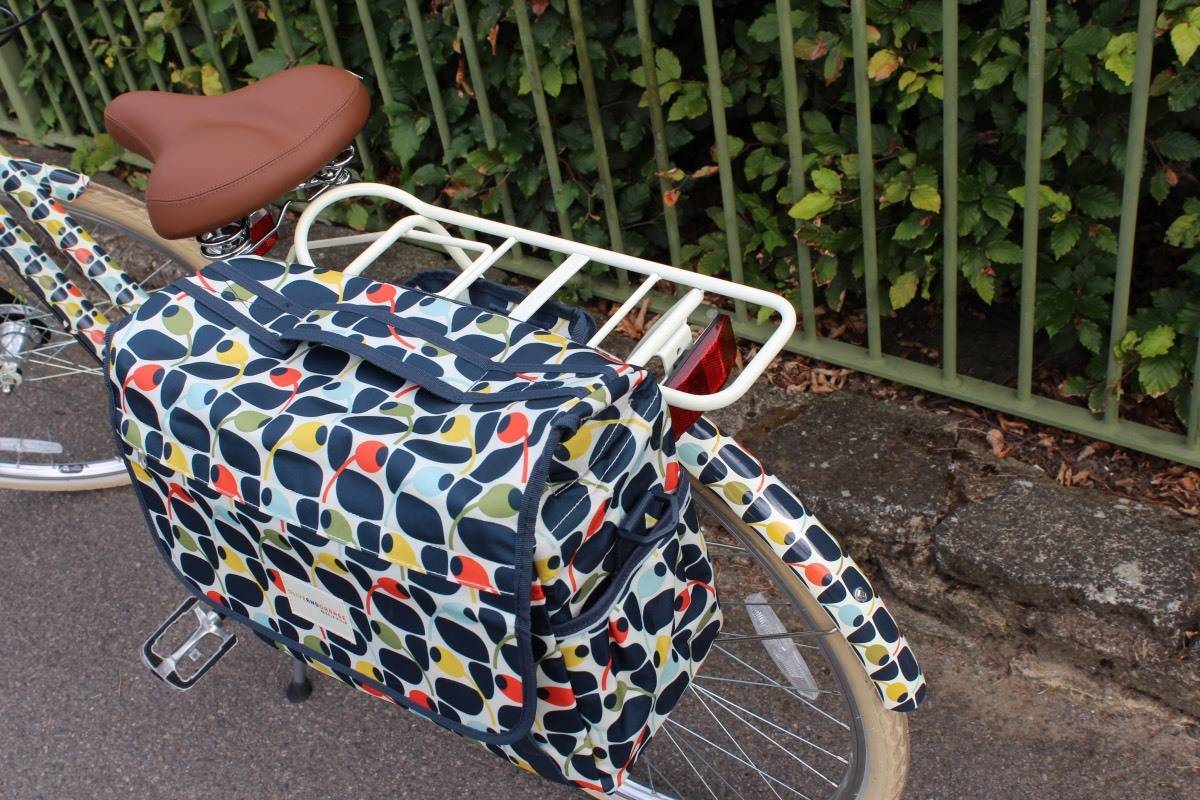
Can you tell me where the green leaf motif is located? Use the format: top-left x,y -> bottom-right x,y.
788,191 -> 835,220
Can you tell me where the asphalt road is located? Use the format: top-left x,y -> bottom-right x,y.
2,473 -> 1197,800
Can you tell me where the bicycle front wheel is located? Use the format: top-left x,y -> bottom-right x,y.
614,478 -> 909,800
0,182 -> 205,491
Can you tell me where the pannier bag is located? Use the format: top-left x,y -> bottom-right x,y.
105,256 -> 721,793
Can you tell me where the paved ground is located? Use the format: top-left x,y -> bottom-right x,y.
1,455 -> 1196,800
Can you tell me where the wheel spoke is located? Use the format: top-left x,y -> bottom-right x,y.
692,683 -> 848,765
712,644 -> 851,731
662,718 -> 816,800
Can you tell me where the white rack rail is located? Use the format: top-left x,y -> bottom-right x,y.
291,183 -> 796,412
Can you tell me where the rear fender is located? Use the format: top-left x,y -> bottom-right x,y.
677,416 -> 927,712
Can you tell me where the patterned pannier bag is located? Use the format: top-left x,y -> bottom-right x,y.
105,256 -> 721,793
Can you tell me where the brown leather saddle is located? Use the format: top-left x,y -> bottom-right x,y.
103,65 -> 370,240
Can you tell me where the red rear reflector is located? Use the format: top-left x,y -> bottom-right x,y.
664,314 -> 737,438
249,212 -> 279,256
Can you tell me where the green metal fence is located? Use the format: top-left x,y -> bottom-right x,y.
1,0 -> 1198,467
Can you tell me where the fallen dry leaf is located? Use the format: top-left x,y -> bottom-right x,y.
986,428 -> 1008,459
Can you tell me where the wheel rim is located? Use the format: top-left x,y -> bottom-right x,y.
616,481 -> 872,800
0,196 -> 197,487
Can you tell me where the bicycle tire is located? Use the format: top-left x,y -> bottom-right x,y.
0,182 -> 204,491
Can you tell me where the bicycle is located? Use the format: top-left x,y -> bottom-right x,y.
0,61 -> 925,800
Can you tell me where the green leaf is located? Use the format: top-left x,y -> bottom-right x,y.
668,87 -> 707,121
1171,21 -> 1200,65
388,111 -> 423,166
346,204 -> 369,231
1062,117 -> 1090,164
910,184 -> 941,213
1051,217 -> 1082,259
1136,325 -> 1176,358
748,11 -> 779,43
1060,376 -> 1092,397
146,32 -> 165,64
1078,319 -> 1103,354
200,63 -> 222,96
1063,26 -> 1110,55
1166,209 -> 1200,248
893,214 -> 927,241
982,191 -> 1015,227
541,62 -> 563,97
974,57 -> 1015,90
656,48 -> 682,81
246,48 -> 288,79
999,0 -> 1026,29
889,271 -> 920,309
1138,355 -> 1183,396
986,240 -> 1024,264
1101,32 -> 1137,85
1077,185 -> 1122,219
907,0 -> 942,32
788,191 -> 835,220
1041,125 -> 1067,159
1157,130 -> 1200,160
810,167 -> 842,195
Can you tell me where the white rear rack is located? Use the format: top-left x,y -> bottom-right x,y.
290,183 -> 796,413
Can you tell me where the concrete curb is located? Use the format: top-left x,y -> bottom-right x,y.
711,387 -> 1200,719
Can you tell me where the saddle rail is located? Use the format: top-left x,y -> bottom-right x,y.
290,182 -> 797,413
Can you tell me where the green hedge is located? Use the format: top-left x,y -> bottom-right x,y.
20,0 -> 1200,420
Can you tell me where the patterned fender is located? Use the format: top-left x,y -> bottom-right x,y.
677,416 -> 927,712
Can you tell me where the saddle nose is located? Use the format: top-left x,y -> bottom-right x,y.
103,65 -> 371,240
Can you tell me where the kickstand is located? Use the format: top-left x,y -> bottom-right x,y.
286,655 -> 312,703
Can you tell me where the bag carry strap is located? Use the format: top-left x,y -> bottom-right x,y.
614,484 -> 681,563
191,261 -> 592,404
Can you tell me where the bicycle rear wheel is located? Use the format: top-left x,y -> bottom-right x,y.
0,182 -> 205,490
614,479 -> 909,800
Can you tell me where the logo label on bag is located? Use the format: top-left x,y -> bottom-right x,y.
280,573 -> 356,640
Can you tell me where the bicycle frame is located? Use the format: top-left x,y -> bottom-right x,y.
291,183 -> 927,711
0,147 -> 147,361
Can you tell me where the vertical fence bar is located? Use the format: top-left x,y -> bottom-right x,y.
121,0 -> 168,91
1016,0 -> 1046,402
40,9 -> 98,134
192,0 -> 232,91
311,0 -> 374,176
698,0 -> 747,321
1103,0 -> 1157,424
402,0 -> 453,159
942,0 -> 960,383
452,0 -> 518,232
231,0 -> 261,60
268,0 -> 297,61
62,0 -> 113,106
13,1 -> 71,136
313,0 -> 344,64
1189,338 -> 1200,448
849,0 -> 882,359
513,0 -> 573,240
0,42 -> 37,138
632,0 -> 682,267
352,0 -> 394,105
776,0 -> 816,341
164,0 -> 195,71
93,2 -> 138,92
566,0 -> 627,287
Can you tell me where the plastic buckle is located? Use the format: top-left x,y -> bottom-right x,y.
616,485 -> 681,546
